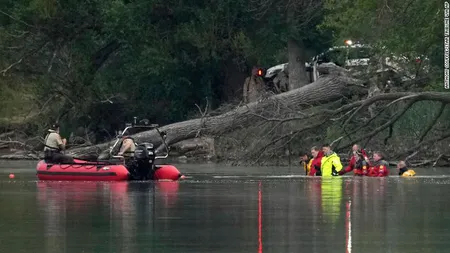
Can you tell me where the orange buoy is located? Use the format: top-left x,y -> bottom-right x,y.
9,174 -> 15,179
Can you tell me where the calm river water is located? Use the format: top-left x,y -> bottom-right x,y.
0,160 -> 450,253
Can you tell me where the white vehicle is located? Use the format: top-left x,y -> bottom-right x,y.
264,63 -> 289,79
309,42 -> 373,82
262,41 -> 373,83
262,40 -> 428,84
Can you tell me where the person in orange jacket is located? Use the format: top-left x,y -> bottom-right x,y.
339,144 -> 370,175
300,152 -> 311,175
367,151 -> 389,177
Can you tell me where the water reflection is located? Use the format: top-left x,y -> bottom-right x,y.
321,177 -> 343,226
345,199 -> 352,253
258,181 -> 262,253
0,176 -> 449,252
36,181 -> 180,253
156,181 -> 179,208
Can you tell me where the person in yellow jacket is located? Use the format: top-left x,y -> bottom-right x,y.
397,160 -> 416,177
320,144 -> 343,177
299,152 -> 312,175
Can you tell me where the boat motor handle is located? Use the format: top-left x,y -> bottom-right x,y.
155,154 -> 169,159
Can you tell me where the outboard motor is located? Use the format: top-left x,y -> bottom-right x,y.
129,142 -> 156,180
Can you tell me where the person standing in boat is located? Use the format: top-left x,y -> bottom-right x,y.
43,123 -> 74,164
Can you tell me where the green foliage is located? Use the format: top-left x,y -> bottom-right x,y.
0,0 -> 443,144
249,0 -> 334,59
322,0 -> 443,84
1,0 -> 290,139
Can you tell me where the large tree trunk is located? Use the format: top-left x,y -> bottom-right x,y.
68,64 -> 364,157
287,38 -> 309,90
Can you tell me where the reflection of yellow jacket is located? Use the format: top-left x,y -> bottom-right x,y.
321,177 -> 343,225
320,153 -> 343,177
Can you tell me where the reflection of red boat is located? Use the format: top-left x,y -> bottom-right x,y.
156,181 -> 180,207
37,180 -> 181,211
36,159 -> 182,181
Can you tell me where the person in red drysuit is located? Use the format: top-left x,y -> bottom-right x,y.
367,151 -> 390,177
309,146 -> 324,176
353,151 -> 370,176
339,144 -> 370,175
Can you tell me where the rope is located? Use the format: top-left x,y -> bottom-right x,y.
49,164 -> 103,170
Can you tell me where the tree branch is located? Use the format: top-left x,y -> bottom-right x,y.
0,9 -> 36,29
338,99 -> 418,152
1,41 -> 49,76
397,131 -> 450,159
418,103 -> 446,143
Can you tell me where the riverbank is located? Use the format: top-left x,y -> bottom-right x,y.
1,147 -> 448,168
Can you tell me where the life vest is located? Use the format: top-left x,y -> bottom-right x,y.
399,167 -> 416,177
320,152 -> 343,177
306,159 -> 312,175
368,160 -> 390,177
302,159 -> 311,175
353,160 -> 368,176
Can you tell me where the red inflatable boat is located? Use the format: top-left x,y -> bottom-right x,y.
36,159 -> 183,181
37,121 -> 184,181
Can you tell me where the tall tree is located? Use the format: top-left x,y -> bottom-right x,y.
249,0 -> 332,90
0,0 -> 288,139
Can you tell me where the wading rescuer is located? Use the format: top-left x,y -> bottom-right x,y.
397,160 -> 416,177
320,144 -> 343,177
367,151 -> 389,177
299,152 -> 311,175
309,146 -> 324,176
353,151 -> 369,176
339,144 -> 370,175
43,123 -> 74,164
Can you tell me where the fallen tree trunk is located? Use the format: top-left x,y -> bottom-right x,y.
67,62 -> 450,163
69,64 -> 366,157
